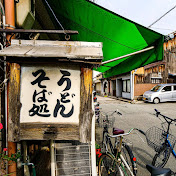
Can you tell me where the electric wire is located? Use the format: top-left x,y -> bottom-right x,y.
42,1 -> 144,51
44,1 -> 160,51
148,5 -> 176,28
150,27 -> 175,31
59,15 -> 141,51
0,78 -> 8,92
44,0 -> 66,34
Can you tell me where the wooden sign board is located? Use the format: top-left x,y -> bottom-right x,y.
5,40 -> 102,142
20,64 -> 80,124
17,63 -> 81,141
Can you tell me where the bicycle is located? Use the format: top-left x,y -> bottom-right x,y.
146,164 -> 175,176
143,109 -> 176,168
97,110 -> 137,176
94,102 -> 100,123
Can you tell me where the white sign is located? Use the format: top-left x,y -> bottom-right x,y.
20,64 -> 80,124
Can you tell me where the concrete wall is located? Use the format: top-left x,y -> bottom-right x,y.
122,92 -> 131,99
95,82 -> 101,95
134,83 -> 157,98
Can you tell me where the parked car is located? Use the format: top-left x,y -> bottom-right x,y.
143,84 -> 176,104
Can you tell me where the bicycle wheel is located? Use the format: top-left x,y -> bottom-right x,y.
152,144 -> 171,168
120,143 -> 137,176
98,153 -> 121,176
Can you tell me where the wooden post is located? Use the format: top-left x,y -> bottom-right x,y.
79,66 -> 93,143
8,63 -> 21,176
8,63 -> 21,142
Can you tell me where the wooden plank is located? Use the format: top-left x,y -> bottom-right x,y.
11,39 -> 102,47
0,45 -> 33,56
20,123 -> 79,140
0,40 -> 103,61
0,45 -> 103,59
26,46 -> 103,58
79,66 -> 93,143
8,63 -> 21,142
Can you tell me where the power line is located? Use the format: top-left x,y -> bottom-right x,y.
148,5 -> 176,28
150,27 -> 175,31
44,0 -> 66,33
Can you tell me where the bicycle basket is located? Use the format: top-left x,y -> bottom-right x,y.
145,126 -> 176,152
98,112 -> 115,128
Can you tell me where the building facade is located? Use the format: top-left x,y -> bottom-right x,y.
94,33 -> 176,100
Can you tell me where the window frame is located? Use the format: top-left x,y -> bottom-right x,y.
162,86 -> 172,92
122,79 -> 130,93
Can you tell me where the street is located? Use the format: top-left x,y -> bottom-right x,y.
95,96 -> 176,176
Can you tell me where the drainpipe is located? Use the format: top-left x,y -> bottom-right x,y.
50,140 -> 55,176
131,70 -> 137,100
91,97 -> 97,176
4,0 -> 16,176
5,0 -> 15,41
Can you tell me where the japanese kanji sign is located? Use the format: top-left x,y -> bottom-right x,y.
20,64 -> 80,124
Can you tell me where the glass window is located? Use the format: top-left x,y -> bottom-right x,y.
123,80 -> 130,93
174,86 -> 176,91
123,81 -> 126,92
127,80 -> 130,92
162,86 -> 171,92
151,85 -> 161,92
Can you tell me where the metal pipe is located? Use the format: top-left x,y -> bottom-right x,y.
5,0 -> 15,28
130,71 -> 133,100
131,69 -> 137,100
0,2 -> 6,43
91,97 -> 97,176
0,29 -> 79,34
101,46 -> 155,65
50,139 -> 55,176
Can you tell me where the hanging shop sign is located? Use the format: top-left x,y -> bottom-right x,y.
0,39 -> 103,141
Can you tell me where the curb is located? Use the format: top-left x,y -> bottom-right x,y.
98,95 -> 144,104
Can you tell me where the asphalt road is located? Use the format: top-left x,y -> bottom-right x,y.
95,96 -> 176,176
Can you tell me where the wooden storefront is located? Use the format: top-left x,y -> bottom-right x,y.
0,39 -> 103,176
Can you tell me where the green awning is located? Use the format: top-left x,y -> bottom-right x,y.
45,0 -> 164,78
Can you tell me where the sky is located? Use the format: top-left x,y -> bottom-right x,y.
94,0 -> 176,35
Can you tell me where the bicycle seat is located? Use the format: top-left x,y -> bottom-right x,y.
146,164 -> 171,176
113,128 -> 124,135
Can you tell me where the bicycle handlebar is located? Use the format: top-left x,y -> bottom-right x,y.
116,111 -> 122,116
154,109 -> 176,123
104,110 -> 122,119
110,110 -> 122,116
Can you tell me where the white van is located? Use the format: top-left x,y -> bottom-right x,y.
143,84 -> 176,104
